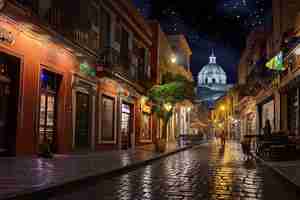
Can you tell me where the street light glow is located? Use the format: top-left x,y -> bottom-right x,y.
220,105 -> 225,111
171,55 -> 177,64
164,103 -> 173,112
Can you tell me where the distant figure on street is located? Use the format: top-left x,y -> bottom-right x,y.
220,130 -> 226,146
241,137 -> 251,160
263,119 -> 272,136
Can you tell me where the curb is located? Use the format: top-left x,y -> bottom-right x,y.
252,152 -> 300,192
2,143 -> 205,200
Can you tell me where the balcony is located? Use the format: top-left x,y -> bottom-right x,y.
98,48 -> 138,81
245,58 -> 275,95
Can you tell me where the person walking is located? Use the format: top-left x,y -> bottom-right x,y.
220,130 -> 226,147
241,136 -> 251,160
263,119 -> 272,136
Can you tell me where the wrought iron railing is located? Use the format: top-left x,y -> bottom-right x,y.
98,48 -> 139,81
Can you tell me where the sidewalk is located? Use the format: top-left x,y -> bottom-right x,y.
0,141 -> 202,200
255,155 -> 300,190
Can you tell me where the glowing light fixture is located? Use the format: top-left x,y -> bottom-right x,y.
164,103 -> 173,112
220,105 -> 225,111
170,55 -> 177,64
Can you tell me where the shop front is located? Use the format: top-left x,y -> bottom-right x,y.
0,52 -> 20,156
97,77 -> 138,150
280,78 -> 300,135
72,73 -> 97,151
257,97 -> 275,134
0,9 -> 96,155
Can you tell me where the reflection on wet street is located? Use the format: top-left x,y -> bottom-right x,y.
50,141 -> 299,200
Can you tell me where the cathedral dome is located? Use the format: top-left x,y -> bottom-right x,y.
198,50 -> 227,85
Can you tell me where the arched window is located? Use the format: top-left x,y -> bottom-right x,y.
205,78 -> 208,84
212,78 -> 216,84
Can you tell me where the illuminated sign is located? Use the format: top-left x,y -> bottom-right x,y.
80,62 -> 96,77
266,51 -> 285,71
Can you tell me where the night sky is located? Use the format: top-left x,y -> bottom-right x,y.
133,0 -> 272,83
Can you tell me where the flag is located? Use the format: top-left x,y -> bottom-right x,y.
266,52 -> 285,71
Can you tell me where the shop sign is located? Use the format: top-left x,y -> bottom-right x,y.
80,62 -> 96,77
0,26 -> 14,45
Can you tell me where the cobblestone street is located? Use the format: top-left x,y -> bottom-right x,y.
46,141 -> 300,200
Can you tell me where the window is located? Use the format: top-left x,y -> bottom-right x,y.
89,30 -> 100,51
89,4 -> 100,50
145,48 -> 151,79
114,19 -> 121,45
90,4 -> 99,27
120,28 -> 129,68
100,7 -> 111,48
212,78 -> 216,84
101,95 -> 115,142
121,103 -> 132,149
39,70 -> 60,151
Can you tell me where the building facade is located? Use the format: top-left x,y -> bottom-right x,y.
0,0 -> 156,156
150,22 -> 193,141
234,0 -> 300,140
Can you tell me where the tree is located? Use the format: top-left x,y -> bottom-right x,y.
147,72 -> 195,148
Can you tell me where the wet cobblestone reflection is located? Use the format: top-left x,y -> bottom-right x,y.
50,141 -> 299,200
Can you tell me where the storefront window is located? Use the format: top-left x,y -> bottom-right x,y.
121,103 -> 132,149
261,100 -> 275,132
101,95 -> 115,142
39,69 -> 60,151
121,104 -> 131,134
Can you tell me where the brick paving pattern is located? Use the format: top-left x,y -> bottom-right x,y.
49,141 -> 300,200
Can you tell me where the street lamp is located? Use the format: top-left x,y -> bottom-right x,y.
187,106 -> 192,112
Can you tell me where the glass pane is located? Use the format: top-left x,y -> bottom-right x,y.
122,104 -> 131,114
121,112 -> 130,135
46,95 -> 55,127
39,94 -> 46,126
101,96 -> 114,141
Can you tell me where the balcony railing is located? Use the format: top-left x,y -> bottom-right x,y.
98,48 -> 138,81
